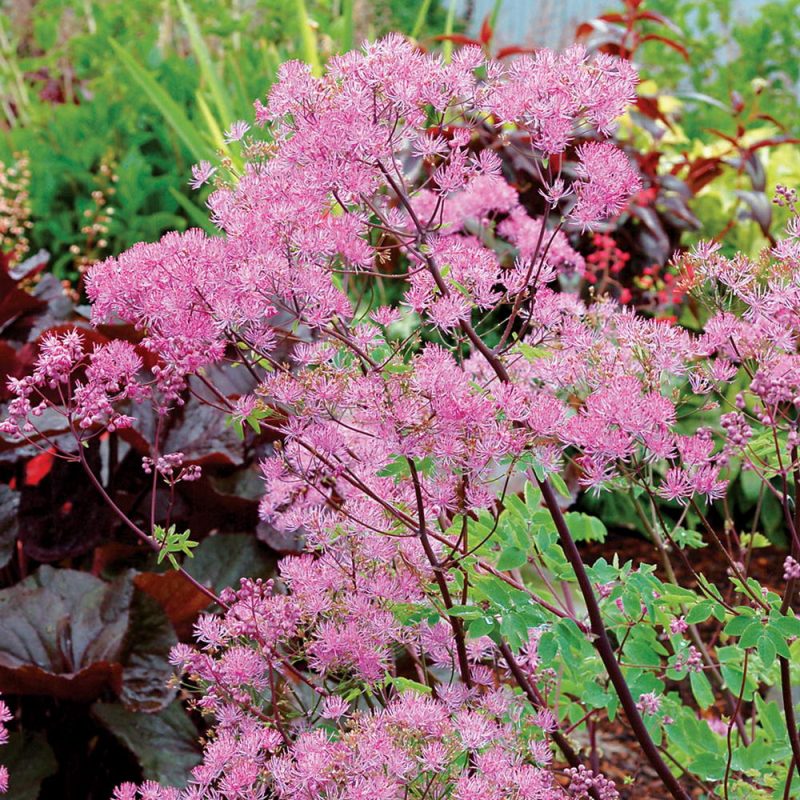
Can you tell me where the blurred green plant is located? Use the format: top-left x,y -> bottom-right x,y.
639,0 -> 800,140
0,0 -> 448,280
579,0 -> 800,263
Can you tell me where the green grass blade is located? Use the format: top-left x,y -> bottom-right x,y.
109,38 -> 209,163
225,50 -> 252,117
293,0 -> 321,75
195,93 -> 242,170
442,0 -> 458,63
176,0 -> 236,127
490,0 -> 504,29
411,0 -> 434,39
195,93 -> 228,153
340,0 -> 354,51
263,41 -> 281,82
168,187 -> 217,235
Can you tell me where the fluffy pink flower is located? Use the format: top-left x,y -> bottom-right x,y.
189,160 -> 216,189
569,142 -> 641,230
223,120 -> 251,142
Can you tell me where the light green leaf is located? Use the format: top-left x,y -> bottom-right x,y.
496,546 -> 528,571
176,0 -> 235,130
109,39 -> 210,163
690,670 -> 715,709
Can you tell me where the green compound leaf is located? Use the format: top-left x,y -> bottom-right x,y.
690,670 -> 715,709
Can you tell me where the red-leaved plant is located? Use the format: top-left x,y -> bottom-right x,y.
4,36 -> 800,800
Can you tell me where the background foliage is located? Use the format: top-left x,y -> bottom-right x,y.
1,0 -> 799,797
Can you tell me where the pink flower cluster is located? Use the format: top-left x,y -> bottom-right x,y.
0,331 -> 145,439
129,538 -> 563,800
0,695 -> 9,794
142,452 -> 202,484
566,766 -> 619,800
114,692 -> 563,800
8,33 -> 800,800
83,35 -> 639,380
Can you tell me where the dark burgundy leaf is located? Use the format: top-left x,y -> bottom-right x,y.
18,445 -> 109,561
639,34 -> 690,61
634,95 -> 661,121
0,567 -> 132,701
596,12 -> 626,23
633,10 -> 683,35
748,135 -> 800,152
7,249 -> 49,282
24,448 -> 55,486
0,484 -> 19,569
629,205 -> 672,263
0,270 -> 45,332
2,731 -> 58,800
735,190 -> 772,238
0,567 -> 181,713
659,195 -> 702,230
92,701 -> 201,786
0,661 -> 123,705
186,532 -> 275,593
629,110 -> 667,139
657,174 -> 690,198
753,112 -> 787,130
256,520 -> 306,555
119,590 -> 178,712
495,46 -> 536,59
128,394 -> 247,467
637,230 -> 673,265
134,569 -> 212,640
575,20 -> 626,49
432,34 -> 481,46
683,156 -> 725,194
479,15 -> 492,45
0,342 -> 21,399
0,405 -> 73,461
207,465 -> 263,502
743,151 -> 766,192
705,128 -> 740,146
199,360 -> 258,398
637,150 -> 662,176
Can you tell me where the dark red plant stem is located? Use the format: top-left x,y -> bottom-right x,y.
76,442 -> 223,608
780,658 -> 800,783
784,758 -> 795,800
494,208 -> 555,354
778,450 -> 800,783
537,476 -> 691,800
497,641 -> 581,768
457,265 -> 694,798
723,650 -> 748,800
499,642 -> 604,800
377,159 -> 511,383
408,459 -> 473,688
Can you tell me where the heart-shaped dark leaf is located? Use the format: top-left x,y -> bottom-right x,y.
0,269 -> 45,334
162,401 -> 245,466
0,485 -> 19,570
256,520 -> 305,555
186,532 -> 275,595
2,732 -> 58,800
736,190 -> 772,238
92,701 -> 201,787
0,567 -> 178,708
119,590 -> 178,712
0,567 -> 132,701
134,569 -> 212,640
136,533 -> 275,637
18,447 -> 109,561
